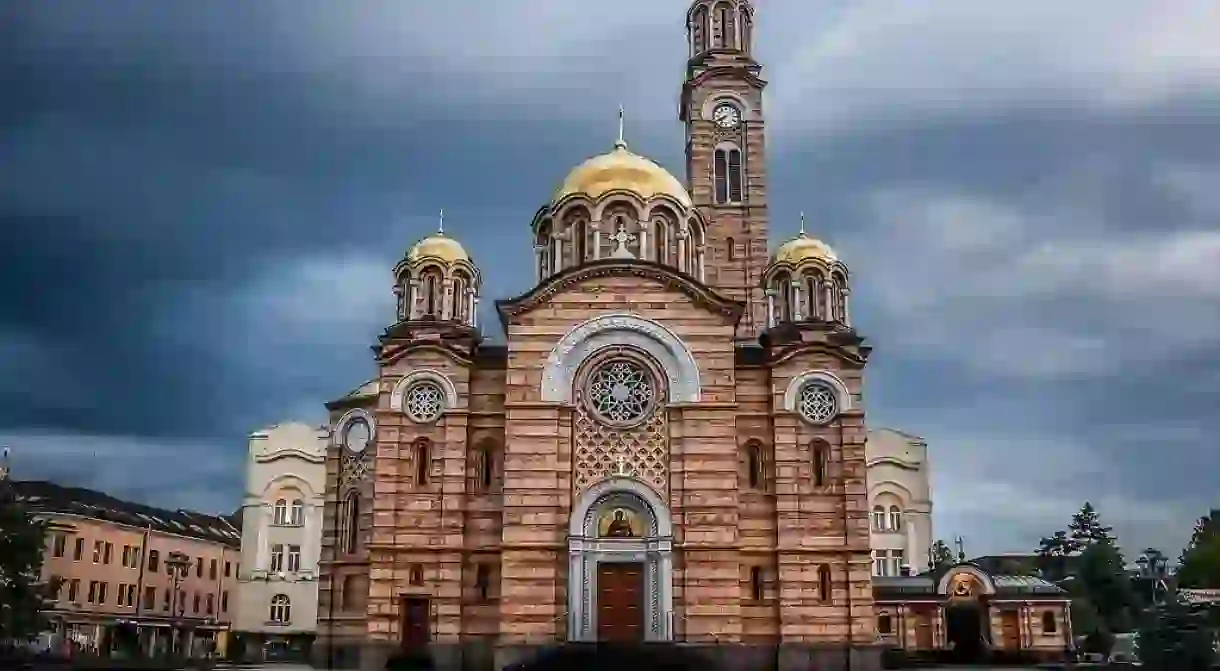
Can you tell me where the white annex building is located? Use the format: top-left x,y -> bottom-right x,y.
866,428 -> 933,577
232,422 -> 327,662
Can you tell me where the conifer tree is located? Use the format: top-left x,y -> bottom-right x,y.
1178,509 -> 1220,589
0,475 -> 61,642
1069,501 -> 1115,547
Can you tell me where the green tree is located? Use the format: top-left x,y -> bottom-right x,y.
1073,540 -> 1139,634
929,540 -> 956,571
1178,509 -> 1220,589
1136,596 -> 1217,671
1036,530 -> 1079,582
0,480 -> 61,642
1069,501 -> 1115,547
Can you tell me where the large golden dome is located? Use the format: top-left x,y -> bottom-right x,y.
554,144 -> 692,208
773,231 -> 838,265
408,232 -> 470,263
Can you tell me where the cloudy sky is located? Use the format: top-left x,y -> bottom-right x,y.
3,0 -> 1218,558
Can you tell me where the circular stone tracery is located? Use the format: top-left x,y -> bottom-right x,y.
798,382 -> 839,425
586,359 -> 655,426
404,381 -> 446,423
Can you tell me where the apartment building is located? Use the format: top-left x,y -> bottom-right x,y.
867,427 -> 935,576
231,423 -> 326,663
17,480 -> 242,658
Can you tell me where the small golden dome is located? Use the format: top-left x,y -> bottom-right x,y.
408,232 -> 469,263
773,232 -> 838,265
554,145 -> 692,208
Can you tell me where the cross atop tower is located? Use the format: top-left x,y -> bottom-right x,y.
615,104 -> 627,150
438,208 -> 444,234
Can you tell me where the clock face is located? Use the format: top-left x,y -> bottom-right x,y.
343,419 -> 371,453
713,104 -> 741,129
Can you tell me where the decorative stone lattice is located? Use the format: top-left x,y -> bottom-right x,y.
798,382 -> 838,425
340,451 -> 371,489
573,393 -> 668,496
404,381 -> 445,423
586,359 -> 654,425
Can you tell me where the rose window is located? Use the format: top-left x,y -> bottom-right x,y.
404,381 -> 445,423
587,359 -> 655,425
798,382 -> 838,425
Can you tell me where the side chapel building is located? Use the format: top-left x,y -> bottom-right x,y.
314,2 -> 1071,669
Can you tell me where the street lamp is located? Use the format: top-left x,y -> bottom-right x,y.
165,552 -> 190,658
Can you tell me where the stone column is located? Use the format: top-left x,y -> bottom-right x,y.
553,238 -> 563,274
842,288 -> 851,326
696,246 -> 705,282
765,290 -> 776,327
534,248 -> 543,282
677,237 -> 687,272
471,296 -> 479,328
408,279 -> 420,320
824,284 -> 834,321
791,281 -> 803,321
256,504 -> 271,570
441,280 -> 453,320
639,229 -> 649,260
592,220 -> 602,259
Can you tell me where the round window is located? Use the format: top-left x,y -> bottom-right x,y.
342,418 -> 371,453
798,382 -> 839,425
586,359 -> 655,426
404,381 -> 446,423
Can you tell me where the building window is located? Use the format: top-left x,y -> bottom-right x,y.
287,545 -> 301,573
117,583 -> 127,606
414,439 -> 432,485
878,614 -> 893,635
290,499 -> 304,526
162,590 -> 170,612
193,592 -> 200,614
408,564 -> 424,586
143,586 -> 155,610
68,579 -> 79,603
872,506 -> 887,531
221,590 -> 229,613
209,559 -> 217,580
474,446 -> 495,493
818,565 -> 832,602
404,381 -> 446,424
273,499 -> 288,525
148,549 -> 159,573
206,594 -> 214,616
1042,611 -> 1057,634
812,440 -> 829,488
73,537 -> 83,561
713,146 -> 744,204
475,564 -> 492,602
727,236 -> 735,261
872,551 -> 884,576
87,581 -> 98,604
749,566 -> 764,601
196,557 -> 203,577
889,550 -> 905,577
104,542 -> 113,564
270,544 -> 284,572
586,358 -> 656,426
93,541 -> 103,564
224,561 -> 231,578
745,443 -> 763,490
798,382 -> 839,425
121,545 -> 131,567
341,492 -> 360,554
98,582 -> 108,604
269,594 -> 291,624
888,506 -> 903,532
51,534 -> 66,558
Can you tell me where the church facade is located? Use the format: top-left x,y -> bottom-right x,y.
317,2 -> 882,669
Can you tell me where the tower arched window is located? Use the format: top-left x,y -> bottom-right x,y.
713,3 -> 731,48
420,269 -> 443,318
745,442 -> 763,490
740,7 -> 752,55
691,6 -> 709,55
572,218 -> 587,264
888,505 -> 903,531
727,236 -> 736,261
273,499 -> 287,525
812,440 -> 829,488
451,274 -> 467,323
341,491 -> 359,554
473,443 -> 497,493
872,505 -> 886,531
723,3 -> 737,50
414,439 -> 431,486
818,564 -> 832,602
832,274 -> 848,322
290,499 -> 304,526
773,272 -> 793,322
805,272 -> 824,320
652,217 -> 667,263
536,223 -> 552,280
714,146 -> 744,205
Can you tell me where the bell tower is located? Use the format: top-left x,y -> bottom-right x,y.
681,0 -> 768,341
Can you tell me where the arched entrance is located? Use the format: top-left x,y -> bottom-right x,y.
939,568 -> 994,662
567,476 -> 674,642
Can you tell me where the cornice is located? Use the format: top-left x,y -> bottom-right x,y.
495,258 -> 744,333
253,449 -> 325,465
376,340 -> 473,368
769,340 -> 869,368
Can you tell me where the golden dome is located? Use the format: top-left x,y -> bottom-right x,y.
773,232 -> 838,265
408,232 -> 469,263
554,144 -> 692,208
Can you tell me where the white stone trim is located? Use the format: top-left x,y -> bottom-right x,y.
542,313 -> 701,404
938,565 -> 997,596
698,92 -> 757,123
389,369 -> 459,415
332,408 -> 376,452
783,370 -> 853,416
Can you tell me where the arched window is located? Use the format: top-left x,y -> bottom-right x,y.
341,491 -> 359,555
872,505 -> 887,531
340,575 -> 360,612
812,440 -> 829,488
536,222 -> 552,280
572,218 -> 587,264
888,505 -> 903,532
273,499 -> 287,525
475,564 -> 492,602
652,217 -> 667,263
745,443 -> 763,490
290,499 -> 304,526
723,3 -> 736,49
713,3 -> 730,48
414,439 -> 431,486
877,614 -> 893,635
420,269 -> 442,318
805,272 -> 824,320
774,272 -> 793,322
474,444 -> 496,493
740,7 -> 752,54
727,236 -> 735,261
692,6 -> 709,54
269,594 -> 291,623
713,147 -> 744,205
832,274 -> 847,322
408,564 -> 424,586
451,274 -> 468,323
818,564 -> 832,602
1042,611 -> 1057,634
749,566 -> 763,601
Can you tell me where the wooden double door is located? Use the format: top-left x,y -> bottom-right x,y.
596,562 -> 645,642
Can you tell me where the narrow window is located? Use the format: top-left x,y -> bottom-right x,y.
192,592 -> 200,614
714,4 -> 729,48
727,236 -> 735,261
714,149 -> 729,204
818,564 -> 832,601
273,499 -> 287,525
73,538 -> 83,561
878,614 -> 893,635
749,566 -> 763,601
812,441 -> 829,487
872,506 -> 887,531
143,586 -> 155,610
409,564 -> 425,586
1042,611 -> 1057,634
221,590 -> 229,613
51,535 -> 65,558
291,499 -> 304,526
206,594 -> 214,615
415,439 -> 431,485
287,545 -> 301,573
889,505 -> 903,531
476,564 -> 492,602
209,558 -> 217,580
746,444 -> 762,489
727,149 -> 743,202
573,218 -> 587,263
270,544 -> 284,572
343,492 -> 360,554
476,446 -> 494,492
148,550 -> 159,572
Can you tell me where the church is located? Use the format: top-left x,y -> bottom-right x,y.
312,2 -> 1068,670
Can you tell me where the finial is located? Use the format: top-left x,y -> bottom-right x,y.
798,211 -> 807,237
615,104 -> 627,150
438,209 -> 444,234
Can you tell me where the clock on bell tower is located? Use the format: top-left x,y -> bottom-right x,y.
680,0 -> 768,341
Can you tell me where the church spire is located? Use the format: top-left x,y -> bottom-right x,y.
614,104 -> 627,150
438,208 -> 445,234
